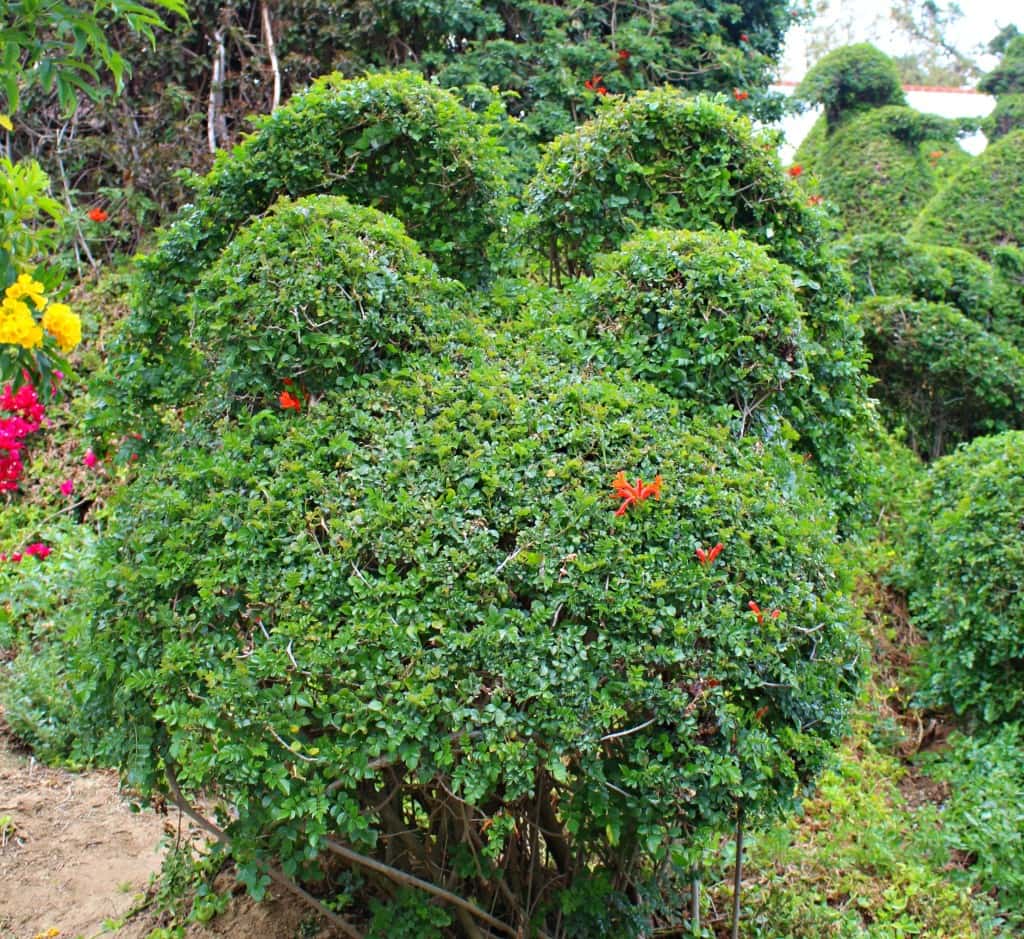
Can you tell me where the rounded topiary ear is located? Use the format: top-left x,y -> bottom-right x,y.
580,228 -> 810,433
93,71 -> 509,442
192,194 -> 457,405
521,89 -> 823,287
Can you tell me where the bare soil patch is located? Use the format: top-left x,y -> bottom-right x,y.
0,734 -> 165,939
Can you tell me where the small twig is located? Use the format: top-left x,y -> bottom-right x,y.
600,716 -> 656,743
266,725 -> 322,763
494,544 -> 525,574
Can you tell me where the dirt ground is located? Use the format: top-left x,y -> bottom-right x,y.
0,731 -> 328,939
0,736 -> 166,939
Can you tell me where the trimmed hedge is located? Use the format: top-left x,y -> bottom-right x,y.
858,296 -> 1024,458
897,431 -> 1024,723
836,232 -> 1024,344
192,195 -> 459,404
73,343 -> 862,933
910,129 -> 1024,261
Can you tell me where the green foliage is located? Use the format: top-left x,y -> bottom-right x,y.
0,156 -> 63,284
858,296 -> 1024,458
984,95 -> 1024,141
896,431 -> 1024,722
738,739 -> 993,938
0,516 -> 95,762
795,44 -> 906,126
978,35 -> 1024,97
73,327 -> 863,932
917,720 -> 1024,925
422,0 -> 796,137
836,232 -> 1024,345
522,91 -> 872,510
90,71 -> 509,439
918,726 -> 1024,929
192,195 -> 459,403
807,107 -> 958,234
978,36 -> 1024,141
574,228 -> 811,435
910,129 -> 1024,260
368,890 -> 451,939
0,0 -> 187,114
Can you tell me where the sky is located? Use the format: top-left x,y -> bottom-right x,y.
772,0 -> 1019,155
778,0 -> 1020,83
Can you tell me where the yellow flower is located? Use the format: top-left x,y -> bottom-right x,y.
6,273 -> 47,310
0,114 -> 12,132
41,302 -> 82,353
0,296 -> 44,349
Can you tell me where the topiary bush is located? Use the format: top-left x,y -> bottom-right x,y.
572,228 -> 811,434
980,34 -> 1024,141
804,107 -> 959,234
72,333 -> 863,935
836,231 -> 1024,344
910,129 -> 1024,261
794,44 -> 905,126
191,195 -> 460,405
858,296 -> 1024,458
895,431 -> 1024,723
90,71 -> 509,439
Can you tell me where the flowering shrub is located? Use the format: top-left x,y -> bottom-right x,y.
0,381 -> 46,491
858,296 -> 1024,458
73,330 -> 862,934
0,274 -> 82,387
895,431 -> 1024,722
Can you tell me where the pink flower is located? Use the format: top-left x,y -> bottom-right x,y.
9,552 -> 22,563
83,448 -> 98,468
25,543 -> 51,559
60,479 -> 74,496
